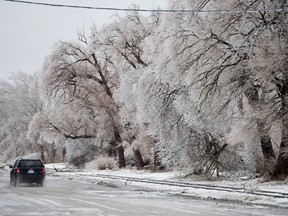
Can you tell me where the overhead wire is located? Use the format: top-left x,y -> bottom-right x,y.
3,0 -> 288,13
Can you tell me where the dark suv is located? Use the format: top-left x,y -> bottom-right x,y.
9,159 -> 46,187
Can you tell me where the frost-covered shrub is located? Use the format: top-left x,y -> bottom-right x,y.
155,120 -> 205,170
66,139 -> 99,168
123,145 -> 136,167
89,156 -> 117,170
215,143 -> 252,178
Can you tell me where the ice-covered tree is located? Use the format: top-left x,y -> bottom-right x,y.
41,34 -> 126,166
157,0 -> 288,179
112,11 -> 165,168
119,0 -> 287,179
41,9 -> 157,168
0,72 -> 43,161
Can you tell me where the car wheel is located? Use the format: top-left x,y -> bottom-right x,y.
11,178 -> 16,187
38,181 -> 44,187
12,178 -> 19,187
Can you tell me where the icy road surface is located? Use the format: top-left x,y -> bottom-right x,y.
0,169 -> 286,216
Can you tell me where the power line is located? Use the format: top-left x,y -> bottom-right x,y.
3,0 -> 288,13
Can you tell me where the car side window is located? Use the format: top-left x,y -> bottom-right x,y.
13,160 -> 19,168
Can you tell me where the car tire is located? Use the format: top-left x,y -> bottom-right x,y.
38,181 -> 44,187
12,178 -> 19,187
11,178 -> 16,187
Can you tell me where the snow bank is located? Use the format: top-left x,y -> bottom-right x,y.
46,163 -> 288,208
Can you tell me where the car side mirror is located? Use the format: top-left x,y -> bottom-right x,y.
9,165 -> 13,168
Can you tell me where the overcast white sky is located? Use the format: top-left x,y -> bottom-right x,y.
0,0 -> 169,80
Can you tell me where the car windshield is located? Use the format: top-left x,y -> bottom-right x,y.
19,160 -> 43,168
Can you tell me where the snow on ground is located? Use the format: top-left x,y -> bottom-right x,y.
44,163 -> 288,209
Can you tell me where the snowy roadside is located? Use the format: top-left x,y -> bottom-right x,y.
45,163 -> 288,208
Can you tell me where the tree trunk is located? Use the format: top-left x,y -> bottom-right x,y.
260,135 -> 276,176
39,146 -> 46,163
153,148 -> 165,170
118,146 -> 126,168
273,79 -> 288,179
108,147 -> 117,159
62,147 -> 66,162
245,87 -> 278,179
109,110 -> 126,168
51,146 -> 57,163
258,122 -> 276,177
133,149 -> 147,169
273,134 -> 288,179
273,74 -> 288,179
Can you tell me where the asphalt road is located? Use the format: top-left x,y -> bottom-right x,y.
0,169 -> 287,216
